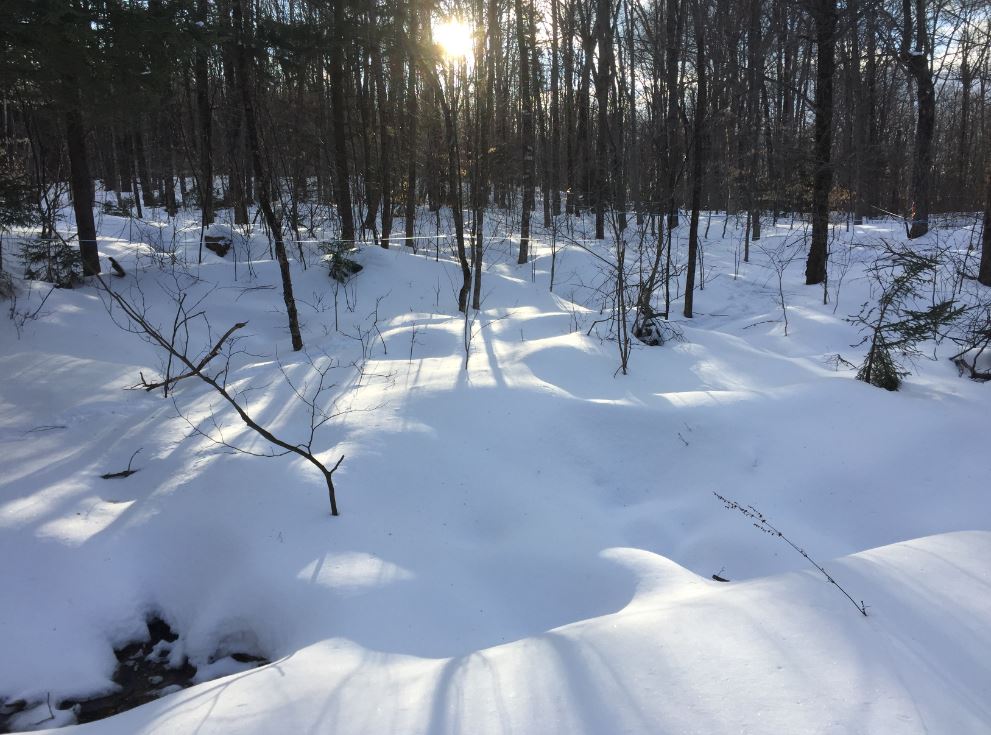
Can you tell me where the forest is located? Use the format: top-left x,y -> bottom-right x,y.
1,0 -> 991,734
2,0 -> 990,291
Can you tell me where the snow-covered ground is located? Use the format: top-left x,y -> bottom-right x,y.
1,207 -> 989,733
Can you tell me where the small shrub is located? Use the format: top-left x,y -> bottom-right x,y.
0,271 -> 15,300
0,148 -> 38,232
102,198 -> 134,217
849,242 -> 964,391
20,238 -> 82,288
320,241 -> 363,283
633,316 -> 682,346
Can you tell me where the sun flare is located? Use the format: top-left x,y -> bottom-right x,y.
433,18 -> 473,60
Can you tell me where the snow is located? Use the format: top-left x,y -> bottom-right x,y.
1,208 -> 989,733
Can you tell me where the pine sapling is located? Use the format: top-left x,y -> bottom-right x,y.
849,242 -> 964,390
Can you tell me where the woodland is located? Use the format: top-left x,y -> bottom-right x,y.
1,0 -> 991,734
2,0 -> 991,296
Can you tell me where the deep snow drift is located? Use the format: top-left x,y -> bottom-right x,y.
1,208 -> 989,733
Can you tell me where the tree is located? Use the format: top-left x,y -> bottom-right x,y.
980,163 -> 991,287
593,0 -> 613,241
194,0 -> 214,230
851,243 -> 963,390
683,0 -> 708,319
0,145 -> 40,277
2,0 -> 989,302
805,0 -> 836,286
516,0 -> 535,262
230,0 -> 303,351
330,0 -> 356,243
899,0 -> 936,239
745,0 -> 763,245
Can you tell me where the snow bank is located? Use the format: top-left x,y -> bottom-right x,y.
1,214 -> 989,733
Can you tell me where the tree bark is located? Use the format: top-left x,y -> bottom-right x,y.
684,1 -> 707,318
134,129 -> 155,208
516,0 -> 534,262
65,104 -> 100,276
901,0 -> 934,239
218,0 -> 249,224
422,59 -> 471,311
978,163 -> 991,287
594,0 -> 612,240
405,0 -> 419,242
231,0 -> 303,351
330,0 -> 356,242
805,0 -> 836,286
550,0 -> 561,216
377,9 -> 402,249
746,0 -> 762,242
195,0 -> 214,227
665,0 -> 682,229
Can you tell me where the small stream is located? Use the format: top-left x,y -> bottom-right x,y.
0,617 -> 269,732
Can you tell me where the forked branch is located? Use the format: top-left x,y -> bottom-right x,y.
97,276 -> 346,515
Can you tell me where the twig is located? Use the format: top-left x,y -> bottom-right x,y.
101,448 -> 142,479
136,322 -> 248,392
714,492 -> 868,617
26,692 -> 55,727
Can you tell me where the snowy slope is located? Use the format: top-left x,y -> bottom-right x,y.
20,531 -> 991,735
1,213 -> 989,733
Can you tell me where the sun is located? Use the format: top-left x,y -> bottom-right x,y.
433,18 -> 473,60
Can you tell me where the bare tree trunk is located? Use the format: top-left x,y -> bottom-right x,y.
624,0 -> 638,227
231,0 -> 303,351
550,0 -> 561,216
128,134 -> 144,219
516,0 -> 534,263
957,28 -> 971,208
423,59 -> 471,311
684,0 -> 707,318
575,30 -> 594,213
134,128 -> 155,208
746,0 -> 762,243
358,53 -> 380,235
219,0 -> 249,224
979,163 -> 991,287
405,0 -> 419,242
377,10 -> 402,249
472,0 -> 496,310
563,0 -> 576,214
805,0 -> 836,286
851,0 -> 869,225
195,0 -> 214,228
158,110 -> 178,216
665,0 -> 682,229
65,103 -> 100,276
594,0 -> 612,240
901,0 -> 934,239
330,0 -> 356,242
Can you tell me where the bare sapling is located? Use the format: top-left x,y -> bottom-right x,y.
96,275 -> 347,515
758,235 -> 802,336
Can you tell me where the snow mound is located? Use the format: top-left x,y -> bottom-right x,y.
35,532 -> 991,734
